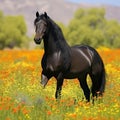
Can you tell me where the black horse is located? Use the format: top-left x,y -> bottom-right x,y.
34,12 -> 106,102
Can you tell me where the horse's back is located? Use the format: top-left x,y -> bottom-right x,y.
71,45 -> 94,64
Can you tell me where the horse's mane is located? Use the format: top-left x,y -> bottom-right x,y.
47,17 -> 70,51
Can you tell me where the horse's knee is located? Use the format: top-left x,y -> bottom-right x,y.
41,74 -> 49,87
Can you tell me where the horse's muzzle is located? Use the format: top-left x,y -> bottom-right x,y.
34,38 -> 42,44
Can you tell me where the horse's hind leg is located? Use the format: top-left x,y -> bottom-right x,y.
90,74 -> 98,98
78,74 -> 90,102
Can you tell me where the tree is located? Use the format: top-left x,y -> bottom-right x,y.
0,11 -> 29,49
66,8 -> 106,47
59,8 -> 120,48
104,20 -> 120,48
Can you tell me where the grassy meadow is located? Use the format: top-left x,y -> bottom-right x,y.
0,48 -> 120,120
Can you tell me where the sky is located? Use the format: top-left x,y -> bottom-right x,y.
67,0 -> 120,7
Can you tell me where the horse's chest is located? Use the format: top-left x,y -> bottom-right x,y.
45,52 -> 62,71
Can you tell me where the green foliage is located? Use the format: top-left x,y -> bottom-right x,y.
59,8 -> 120,48
0,11 -> 30,49
104,21 -> 120,48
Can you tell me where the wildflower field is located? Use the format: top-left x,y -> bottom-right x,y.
0,48 -> 120,120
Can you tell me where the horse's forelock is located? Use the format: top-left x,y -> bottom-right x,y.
34,13 -> 47,25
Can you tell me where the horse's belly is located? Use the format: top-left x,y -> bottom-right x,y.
64,72 -> 82,79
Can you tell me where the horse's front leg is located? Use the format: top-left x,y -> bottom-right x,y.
55,73 -> 64,99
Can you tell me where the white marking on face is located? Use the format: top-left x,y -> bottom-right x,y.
35,19 -> 47,39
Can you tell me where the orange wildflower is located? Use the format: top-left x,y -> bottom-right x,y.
47,110 -> 52,115
22,107 -> 29,115
12,107 -> 18,113
0,106 -> 3,110
6,117 -> 11,120
70,113 -> 77,118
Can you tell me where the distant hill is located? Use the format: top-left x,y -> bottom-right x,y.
0,0 -> 120,36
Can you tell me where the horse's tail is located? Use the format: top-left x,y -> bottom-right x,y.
90,48 -> 106,97
99,63 -> 106,94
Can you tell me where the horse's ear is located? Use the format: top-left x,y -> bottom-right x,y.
44,12 -> 48,19
36,11 -> 39,17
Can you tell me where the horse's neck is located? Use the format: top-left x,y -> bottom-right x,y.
43,36 -> 68,54
43,25 -> 70,54
43,36 -> 58,54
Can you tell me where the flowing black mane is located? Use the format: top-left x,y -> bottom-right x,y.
34,12 -> 106,103
45,16 -> 70,52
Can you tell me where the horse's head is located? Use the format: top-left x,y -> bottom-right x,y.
34,11 -> 48,44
